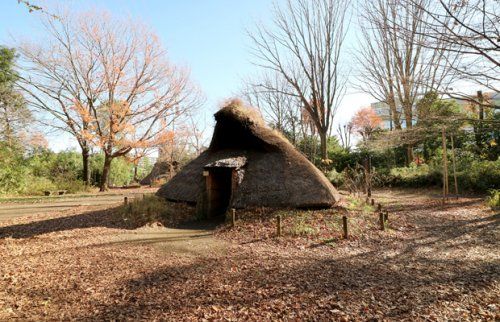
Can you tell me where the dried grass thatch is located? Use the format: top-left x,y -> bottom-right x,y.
156,100 -> 340,208
140,161 -> 178,185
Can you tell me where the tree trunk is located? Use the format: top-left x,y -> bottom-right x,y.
422,141 -> 428,163
441,127 -> 449,203
474,90 -> 484,154
99,154 -> 113,192
405,108 -> 414,165
133,164 -> 138,182
406,144 -> 414,166
3,111 -> 13,147
82,148 -> 91,186
319,131 -> 328,160
363,155 -> 372,197
451,134 -> 458,197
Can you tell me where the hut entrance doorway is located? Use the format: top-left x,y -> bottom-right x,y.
206,168 -> 233,218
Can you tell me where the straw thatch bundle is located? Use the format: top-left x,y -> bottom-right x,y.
156,100 -> 340,209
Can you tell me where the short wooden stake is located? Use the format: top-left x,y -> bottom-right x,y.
342,216 -> 348,239
384,211 -> 389,222
124,196 -> 128,205
377,203 -> 382,212
231,208 -> 236,227
379,212 -> 385,231
277,215 -> 282,237
371,199 -> 375,206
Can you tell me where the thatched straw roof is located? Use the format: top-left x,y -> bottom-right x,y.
140,160 -> 178,185
156,100 -> 340,208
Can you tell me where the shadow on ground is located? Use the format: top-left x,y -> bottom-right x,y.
1,190 -> 498,320
84,195 -> 499,320
67,195 -> 499,320
0,206 -> 219,239
82,245 -> 499,320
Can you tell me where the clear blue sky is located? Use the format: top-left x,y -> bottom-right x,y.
0,0 -> 371,151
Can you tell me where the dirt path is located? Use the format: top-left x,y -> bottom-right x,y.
0,189 -> 498,320
0,188 -> 156,220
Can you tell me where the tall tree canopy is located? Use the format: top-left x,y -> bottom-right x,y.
249,0 -> 350,160
17,10 -> 201,190
0,47 -> 31,146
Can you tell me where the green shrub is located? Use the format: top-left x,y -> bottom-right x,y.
53,177 -> 90,194
91,154 -> 134,187
388,164 -> 441,187
326,169 -> 344,186
458,159 -> 500,192
486,189 -> 500,209
23,176 -> 57,195
109,157 -> 134,186
382,158 -> 499,192
0,144 -> 29,194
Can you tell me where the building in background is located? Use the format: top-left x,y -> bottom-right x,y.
371,91 -> 499,130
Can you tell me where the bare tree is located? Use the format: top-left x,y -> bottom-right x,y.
249,0 -> 350,159
404,0 -> 499,108
17,10 -> 200,190
241,71 -> 302,145
336,123 -> 352,150
186,114 -> 208,155
356,0 -> 454,164
157,113 -> 204,173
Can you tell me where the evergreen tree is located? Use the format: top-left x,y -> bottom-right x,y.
0,47 -> 31,146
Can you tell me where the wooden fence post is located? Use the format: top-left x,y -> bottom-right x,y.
384,211 -> 389,222
377,203 -> 382,212
371,199 -> 375,206
342,216 -> 348,239
379,212 -> 385,231
231,208 -> 236,227
124,196 -> 128,205
277,215 -> 282,237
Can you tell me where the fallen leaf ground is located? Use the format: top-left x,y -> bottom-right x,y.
0,189 -> 498,321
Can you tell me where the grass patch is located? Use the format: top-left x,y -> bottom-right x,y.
486,189 -> 500,209
289,216 -> 319,237
0,191 -> 145,204
119,194 -> 197,227
345,196 -> 375,214
218,206 -> 381,244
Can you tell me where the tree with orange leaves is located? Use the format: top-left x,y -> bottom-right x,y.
350,107 -> 382,143
18,10 -> 201,190
79,101 -> 185,190
350,106 -> 382,197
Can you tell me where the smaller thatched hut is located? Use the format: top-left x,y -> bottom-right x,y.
140,161 -> 178,186
156,100 -> 340,217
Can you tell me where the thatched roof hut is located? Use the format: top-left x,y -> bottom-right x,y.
140,160 -> 178,186
156,100 -> 340,217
